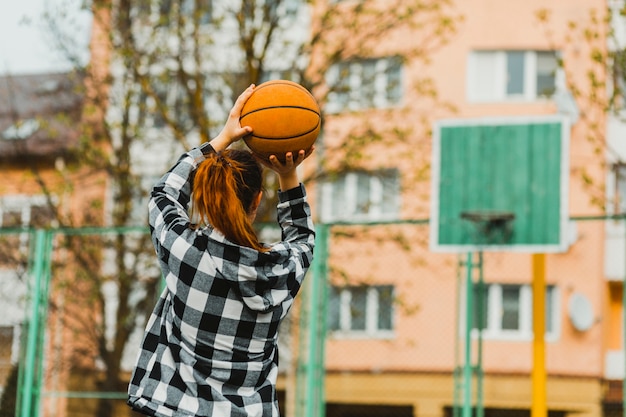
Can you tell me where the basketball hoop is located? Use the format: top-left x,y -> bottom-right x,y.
430,116 -> 569,253
460,210 -> 515,246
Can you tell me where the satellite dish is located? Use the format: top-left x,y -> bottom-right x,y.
568,293 -> 594,331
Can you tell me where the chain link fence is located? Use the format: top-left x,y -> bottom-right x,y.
0,217 -> 624,417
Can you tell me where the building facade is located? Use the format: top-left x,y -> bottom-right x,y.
4,1 -> 625,416
317,1 -> 620,417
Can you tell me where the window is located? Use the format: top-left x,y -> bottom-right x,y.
0,196 -> 55,259
613,163 -> 626,214
0,325 -> 20,366
157,0 -> 212,26
0,270 -> 28,324
321,170 -> 400,222
0,196 -> 55,230
328,285 -> 394,336
467,50 -> 560,102
471,283 -> 559,340
181,0 -> 213,25
327,56 -> 403,112
264,0 -> 300,18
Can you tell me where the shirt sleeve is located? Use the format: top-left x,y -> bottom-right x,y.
148,147 -> 206,257
240,184 -> 316,312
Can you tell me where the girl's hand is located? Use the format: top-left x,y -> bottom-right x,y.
265,148 -> 313,173
259,147 -> 315,190
210,84 -> 255,151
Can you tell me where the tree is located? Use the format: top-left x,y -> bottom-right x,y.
536,4 -> 626,210
32,1 -> 462,416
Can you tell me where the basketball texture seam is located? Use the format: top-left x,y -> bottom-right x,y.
240,105 -> 320,118
243,114 -> 320,140
245,125 -> 320,140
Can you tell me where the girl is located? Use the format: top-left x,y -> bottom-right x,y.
128,85 -> 315,417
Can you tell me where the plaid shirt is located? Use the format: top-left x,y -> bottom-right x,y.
128,146 -> 315,417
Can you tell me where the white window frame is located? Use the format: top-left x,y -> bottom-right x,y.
468,283 -> 560,342
326,56 -> 403,113
329,285 -> 394,339
0,195 -> 52,227
0,195 -> 56,253
320,170 -> 400,223
466,50 -> 562,103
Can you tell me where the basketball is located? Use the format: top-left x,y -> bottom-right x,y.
240,80 -> 321,161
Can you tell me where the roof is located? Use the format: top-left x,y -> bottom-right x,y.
0,72 -> 84,160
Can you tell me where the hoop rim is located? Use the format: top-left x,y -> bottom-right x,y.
459,210 -> 516,223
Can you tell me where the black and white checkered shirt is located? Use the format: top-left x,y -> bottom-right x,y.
128,146 -> 315,417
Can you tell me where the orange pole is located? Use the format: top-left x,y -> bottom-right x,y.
531,253 -> 547,417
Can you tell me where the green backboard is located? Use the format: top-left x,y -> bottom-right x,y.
429,115 -> 570,253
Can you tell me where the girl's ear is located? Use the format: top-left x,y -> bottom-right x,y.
248,191 -> 263,221
252,191 -> 263,212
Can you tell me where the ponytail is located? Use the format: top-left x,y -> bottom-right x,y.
191,149 -> 267,252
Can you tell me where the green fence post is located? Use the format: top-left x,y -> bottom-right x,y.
296,223 -> 329,417
476,252 -> 484,417
36,230 -> 54,411
19,229 -> 52,417
317,224 -> 329,417
463,253 -> 474,417
295,288 -> 309,417
453,255 -> 463,417
305,224 -> 329,417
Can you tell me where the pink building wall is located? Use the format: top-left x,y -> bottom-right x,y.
322,0 -> 610,383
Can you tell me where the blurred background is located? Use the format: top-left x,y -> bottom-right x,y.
0,1 -> 625,417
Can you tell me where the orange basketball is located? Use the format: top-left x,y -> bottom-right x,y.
240,80 -> 321,161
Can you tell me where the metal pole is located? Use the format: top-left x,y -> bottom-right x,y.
35,230 -> 54,412
19,229 -> 47,417
316,224 -> 329,417
476,251 -> 484,417
304,253 -> 320,417
295,281 -> 309,417
453,255 -> 464,417
463,253 -> 474,417
531,253 -> 547,417
304,224 -> 329,417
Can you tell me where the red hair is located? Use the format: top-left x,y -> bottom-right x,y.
191,149 -> 267,252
